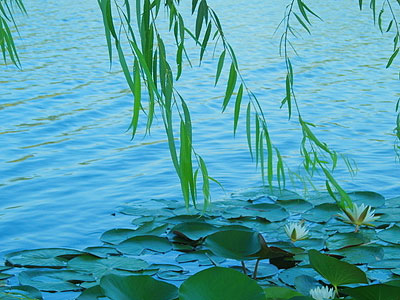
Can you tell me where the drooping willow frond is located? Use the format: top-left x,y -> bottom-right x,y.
0,0 -> 26,67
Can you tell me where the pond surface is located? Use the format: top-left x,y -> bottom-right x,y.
1,0 -> 399,264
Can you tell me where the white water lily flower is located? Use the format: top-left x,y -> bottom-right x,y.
284,221 -> 309,242
309,286 -> 335,300
337,203 -> 379,232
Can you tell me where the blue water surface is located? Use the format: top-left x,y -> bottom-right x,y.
1,0 -> 399,267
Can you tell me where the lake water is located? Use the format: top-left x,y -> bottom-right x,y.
1,0 -> 399,268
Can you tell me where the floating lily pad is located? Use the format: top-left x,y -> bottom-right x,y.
83,246 -> 120,258
303,203 -> 338,223
374,207 -> 400,222
333,245 -> 384,264
0,285 -> 43,300
294,239 -> 325,251
100,274 -> 178,300
5,248 -> 81,268
76,285 -> 105,300
383,245 -> 400,259
166,214 -> 210,224
343,283 -> 400,300
18,270 -> 90,292
100,229 -> 136,245
67,255 -> 148,279
278,267 -> 319,286
348,191 -> 385,207
157,270 -> 190,281
205,230 -> 262,260
367,269 -> 393,282
325,232 -> 370,250
306,192 -> 336,205
309,249 -> 368,287
368,259 -> 400,269
294,275 -> 319,295
264,286 -> 303,299
170,222 -> 218,241
243,204 -> 289,222
179,267 -> 266,300
176,250 -> 225,266
116,235 -> 172,255
377,225 -> 400,245
384,196 -> 400,208
0,273 -> 12,280
247,262 -> 279,279
277,199 -> 313,213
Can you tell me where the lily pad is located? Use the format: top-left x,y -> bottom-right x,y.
205,230 -> 262,260
175,250 -> 225,266
348,191 -> 385,207
374,207 -> 400,222
100,274 -> 178,300
303,203 -> 338,223
308,249 -> 368,287
239,204 -> 289,222
294,239 -> 325,251
67,255 -> 148,279
384,196 -> 400,208
83,246 -> 120,258
278,267 -> 319,286
277,199 -> 313,213
377,225 -> 400,245
18,270 -> 90,292
100,229 -> 137,245
0,285 -> 43,300
343,283 -> 400,300
325,232 -> 370,250
170,222 -> 218,241
264,286 -> 303,299
5,248 -> 81,268
179,267 -> 266,300
0,273 -> 12,280
333,245 -> 384,264
76,285 -> 106,300
116,235 -> 172,255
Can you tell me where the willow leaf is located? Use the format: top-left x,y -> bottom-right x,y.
293,12 -> 311,34
285,74 -> 292,118
246,103 -> 253,159
233,84 -> 244,135
200,22 -> 211,61
222,63 -> 237,112
215,50 -> 226,86
386,48 -> 399,68
131,59 -> 141,138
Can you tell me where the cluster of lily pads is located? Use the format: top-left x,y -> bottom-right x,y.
1,186 -> 400,300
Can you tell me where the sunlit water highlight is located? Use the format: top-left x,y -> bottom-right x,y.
0,0 -> 399,273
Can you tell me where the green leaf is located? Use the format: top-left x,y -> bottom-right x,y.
308,249 -> 368,287
116,235 -> 172,255
170,221 -> 217,241
348,191 -> 385,207
18,270 -> 91,292
293,13 -> 311,34
377,225 -> 400,245
233,84 -> 244,135
264,286 -> 302,299
67,255 -> 148,279
222,63 -> 237,111
205,230 -> 262,260
215,50 -> 226,86
5,248 -> 81,269
386,48 -> 399,68
101,274 -> 178,300
179,267 -> 266,300
343,284 -> 400,300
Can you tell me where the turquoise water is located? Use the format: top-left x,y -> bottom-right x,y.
1,0 -> 399,263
